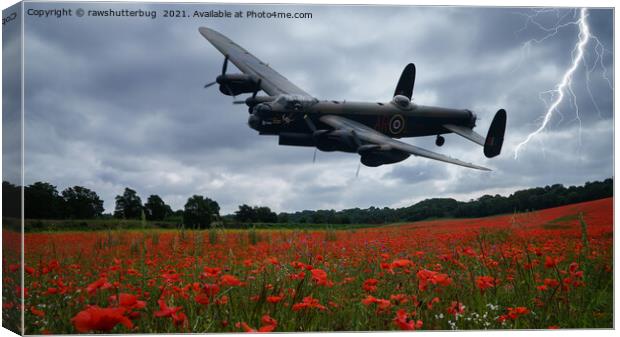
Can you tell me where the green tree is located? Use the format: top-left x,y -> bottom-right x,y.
3,181 -> 21,218
235,204 -> 255,222
183,195 -> 220,229
255,206 -> 278,223
114,187 -> 143,219
61,186 -> 104,219
144,195 -> 173,221
25,182 -> 64,219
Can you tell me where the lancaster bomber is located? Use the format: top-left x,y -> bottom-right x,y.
199,27 -> 506,171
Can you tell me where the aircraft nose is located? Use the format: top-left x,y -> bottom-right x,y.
465,109 -> 477,128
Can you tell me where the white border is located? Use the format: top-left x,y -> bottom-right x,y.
0,1 -> 616,337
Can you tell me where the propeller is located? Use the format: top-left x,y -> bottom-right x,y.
232,79 -> 262,105
393,63 -> 416,100
303,114 -> 317,132
355,162 -> 361,178
350,130 -> 362,149
304,115 -> 320,164
204,55 -> 229,88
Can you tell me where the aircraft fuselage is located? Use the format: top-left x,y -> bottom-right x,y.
253,99 -> 476,141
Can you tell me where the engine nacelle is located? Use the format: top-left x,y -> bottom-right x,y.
314,130 -> 357,153
253,103 -> 274,118
248,114 -> 262,131
358,145 -> 410,167
217,73 -> 258,96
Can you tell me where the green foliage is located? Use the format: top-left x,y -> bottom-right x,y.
235,204 -> 278,223
23,218 -> 179,232
114,187 -> 143,219
183,195 -> 220,229
24,182 -> 65,219
3,181 -> 21,218
279,178 -> 613,225
247,225 -> 260,245
208,228 -> 219,244
144,194 -> 173,220
61,186 -> 104,219
324,225 -> 337,241
11,178 -> 613,232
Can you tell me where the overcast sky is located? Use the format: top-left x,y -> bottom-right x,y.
13,4 -> 613,214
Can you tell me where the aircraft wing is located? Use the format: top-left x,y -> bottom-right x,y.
443,124 -> 485,146
199,27 -> 311,97
320,115 -> 491,171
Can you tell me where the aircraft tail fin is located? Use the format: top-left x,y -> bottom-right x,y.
483,109 -> 506,158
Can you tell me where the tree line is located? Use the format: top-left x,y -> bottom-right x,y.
277,178 -> 613,224
3,182 -> 221,229
3,177 -> 613,228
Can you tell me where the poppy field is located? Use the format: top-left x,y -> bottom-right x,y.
2,197 -> 613,333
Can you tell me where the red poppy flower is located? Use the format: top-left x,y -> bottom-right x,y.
267,295 -> 283,303
203,283 -> 220,296
172,311 -> 188,328
391,259 -> 414,269
361,295 -> 391,310
427,297 -> 440,309
154,300 -> 182,318
544,256 -> 562,269
71,306 -> 132,333
86,278 -> 112,294
390,294 -> 408,305
109,293 -> 146,310
416,269 -> 452,291
30,306 -> 45,317
393,309 -> 423,330
220,274 -> 243,287
195,293 -> 210,305
311,269 -> 331,286
290,271 -> 305,280
476,275 -> 497,291
504,306 -> 530,320
215,295 -> 229,305
292,296 -> 326,311
234,314 -> 277,332
446,301 -> 465,316
543,278 -> 560,288
362,278 -> 379,293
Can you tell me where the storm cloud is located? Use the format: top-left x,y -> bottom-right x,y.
18,4 -> 613,214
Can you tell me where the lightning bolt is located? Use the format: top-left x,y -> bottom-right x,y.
513,8 -> 611,159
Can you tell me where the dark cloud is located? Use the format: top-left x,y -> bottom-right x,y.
3,2 -> 23,185
19,4 -> 613,214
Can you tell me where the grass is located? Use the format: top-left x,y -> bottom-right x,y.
22,218 -> 384,232
542,213 -> 580,230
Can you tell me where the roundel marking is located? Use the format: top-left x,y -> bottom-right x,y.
389,114 -> 405,135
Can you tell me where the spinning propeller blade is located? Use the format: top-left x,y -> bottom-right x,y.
205,55 -> 230,89
304,114 -> 317,132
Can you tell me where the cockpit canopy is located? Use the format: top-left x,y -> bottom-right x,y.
274,94 -> 319,111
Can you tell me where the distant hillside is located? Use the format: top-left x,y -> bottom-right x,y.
276,178 -> 613,225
